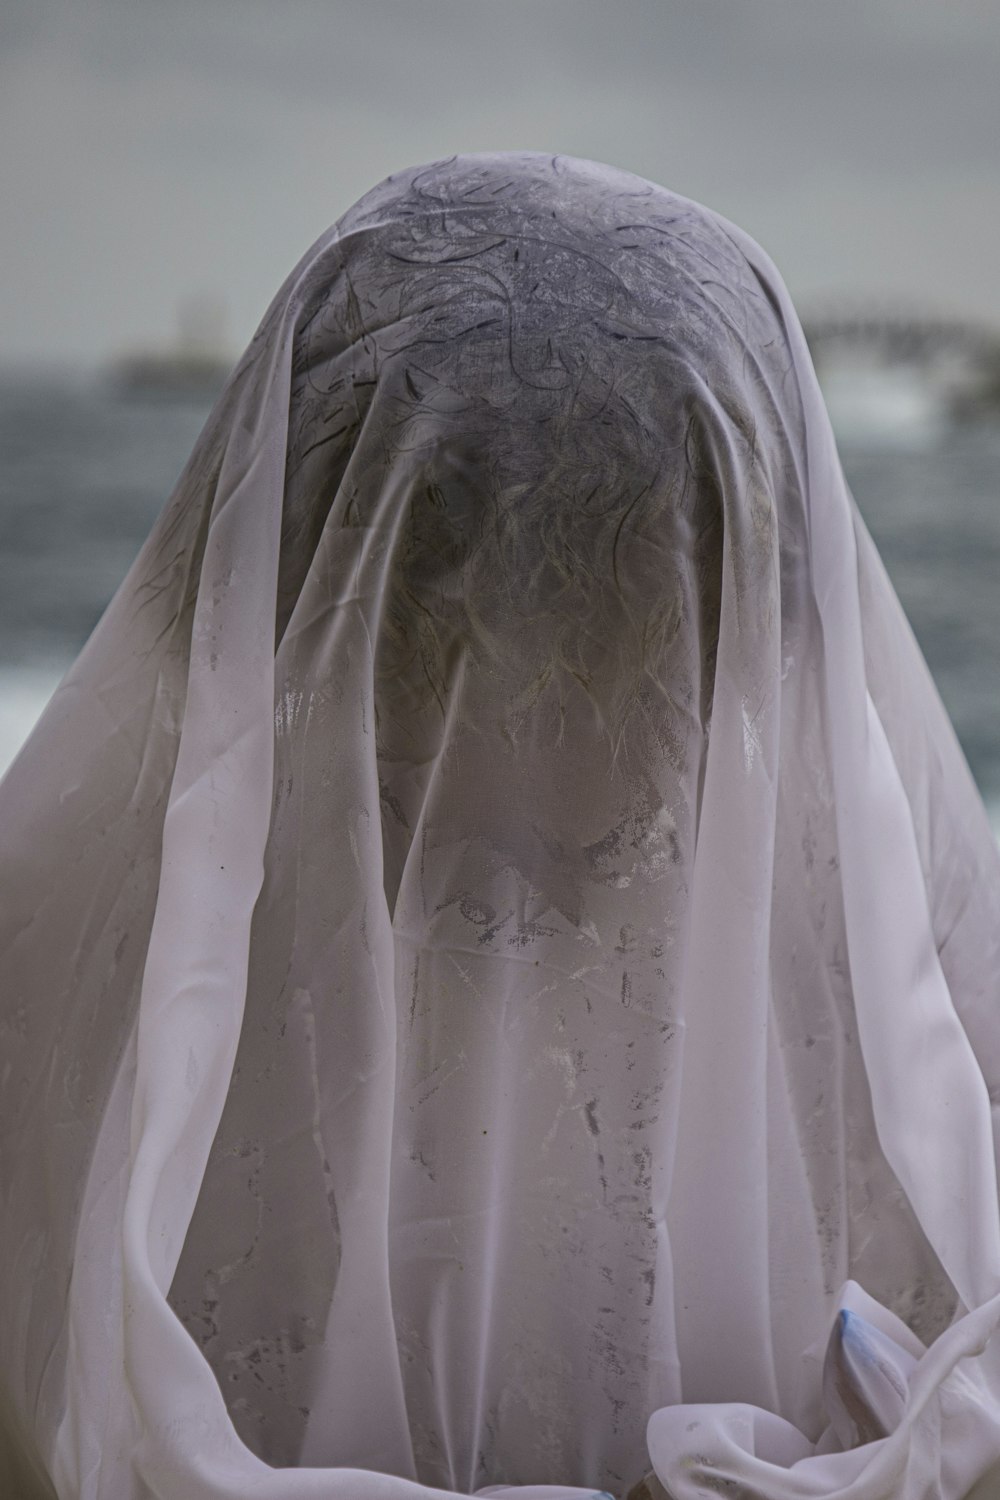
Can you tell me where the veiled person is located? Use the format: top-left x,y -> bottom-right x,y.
3,153 -> 1000,1500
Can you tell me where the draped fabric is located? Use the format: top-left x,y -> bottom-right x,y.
3,152 -> 1000,1500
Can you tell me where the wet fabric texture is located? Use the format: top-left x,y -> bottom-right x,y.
3,153 -> 1000,1500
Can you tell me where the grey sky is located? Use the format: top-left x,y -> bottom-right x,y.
2,0 -> 999,365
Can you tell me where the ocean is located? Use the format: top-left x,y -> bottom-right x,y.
1,369 -> 999,827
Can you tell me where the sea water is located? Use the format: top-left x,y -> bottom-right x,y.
1,370 -> 999,828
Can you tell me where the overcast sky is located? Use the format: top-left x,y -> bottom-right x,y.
2,0 -> 999,366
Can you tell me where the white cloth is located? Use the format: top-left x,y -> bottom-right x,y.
3,152 -> 1000,1500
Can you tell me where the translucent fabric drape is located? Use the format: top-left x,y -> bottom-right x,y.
3,153 -> 1000,1500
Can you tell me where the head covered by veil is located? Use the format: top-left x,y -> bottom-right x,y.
3,153 -> 1000,1500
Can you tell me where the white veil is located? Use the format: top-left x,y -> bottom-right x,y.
4,153 -> 1000,1500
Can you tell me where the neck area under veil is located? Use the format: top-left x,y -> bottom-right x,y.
3,152 -> 1000,1500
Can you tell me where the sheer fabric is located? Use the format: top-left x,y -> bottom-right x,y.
3,152 -> 1000,1500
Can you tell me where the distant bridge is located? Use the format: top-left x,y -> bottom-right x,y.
801,311 -> 1000,420
802,311 -> 1000,367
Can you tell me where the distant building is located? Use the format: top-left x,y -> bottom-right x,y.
108,293 -> 234,401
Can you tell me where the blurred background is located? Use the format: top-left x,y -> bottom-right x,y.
2,0 -> 999,820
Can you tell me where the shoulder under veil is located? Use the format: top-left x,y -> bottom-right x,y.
3,152 -> 1000,1500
